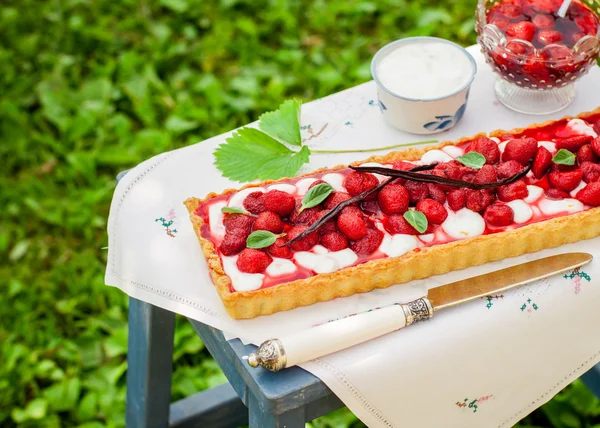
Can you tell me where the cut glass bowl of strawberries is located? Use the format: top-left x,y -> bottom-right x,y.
476,0 -> 600,114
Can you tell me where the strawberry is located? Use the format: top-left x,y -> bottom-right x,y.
341,205 -> 364,218
496,160 -> 525,179
578,145 -> 599,164
545,188 -> 570,199
289,203 -> 322,225
575,14 -> 599,35
528,0 -> 559,13
591,137 -> 600,157
548,169 -> 583,192
243,191 -> 266,214
405,181 -> 430,204
498,2 -> 522,18
286,225 -> 319,251
497,180 -> 529,202
267,237 -> 292,259
502,138 -> 538,166
236,248 -> 272,273
391,161 -> 416,184
466,189 -> 495,212
416,199 -> 448,225
337,212 -> 368,240
532,146 -> 553,179
521,55 -> 551,83
377,183 -> 410,215
219,231 -> 247,256
344,171 -> 379,198
253,211 -> 284,233
320,232 -> 349,252
532,14 -> 554,28
384,215 -> 418,235
506,21 -> 536,42
223,213 -> 255,234
537,30 -> 562,45
314,211 -> 337,234
466,137 -> 501,165
581,161 -> 600,183
542,45 -> 573,61
556,135 -> 593,152
427,184 -> 447,204
264,190 -> 296,216
350,228 -> 384,255
447,189 -> 467,211
484,203 -> 515,226
576,182 -> 600,206
361,200 -> 381,215
308,179 -> 328,190
491,17 -> 510,31
324,191 -> 353,209
506,40 -> 534,55
473,165 -> 498,184
572,32 -> 586,44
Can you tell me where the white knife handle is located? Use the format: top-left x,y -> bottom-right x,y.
246,297 -> 433,371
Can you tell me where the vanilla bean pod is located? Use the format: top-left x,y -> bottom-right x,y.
284,163 -> 436,247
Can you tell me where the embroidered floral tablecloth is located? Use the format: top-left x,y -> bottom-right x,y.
105,45 -> 600,427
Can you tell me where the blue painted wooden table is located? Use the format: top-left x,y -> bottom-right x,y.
117,171 -> 600,428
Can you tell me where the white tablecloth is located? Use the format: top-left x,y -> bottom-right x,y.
105,45 -> 600,427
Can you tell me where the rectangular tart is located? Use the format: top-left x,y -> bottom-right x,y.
185,108 -> 600,319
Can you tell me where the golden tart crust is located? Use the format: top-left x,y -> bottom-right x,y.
184,108 -> 600,319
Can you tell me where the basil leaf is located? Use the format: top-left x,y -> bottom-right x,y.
221,207 -> 249,214
552,149 -> 576,166
403,210 -> 428,234
299,183 -> 334,212
456,152 -> 486,169
246,231 -> 285,249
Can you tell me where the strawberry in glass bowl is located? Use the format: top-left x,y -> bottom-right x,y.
476,0 -> 600,114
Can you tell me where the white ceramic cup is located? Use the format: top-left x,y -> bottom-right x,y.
371,37 -> 477,135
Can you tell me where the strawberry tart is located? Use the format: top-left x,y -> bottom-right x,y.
185,109 -> 600,319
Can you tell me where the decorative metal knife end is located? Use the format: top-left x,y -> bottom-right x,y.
245,339 -> 287,372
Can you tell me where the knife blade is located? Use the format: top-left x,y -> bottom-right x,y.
245,252 -> 592,372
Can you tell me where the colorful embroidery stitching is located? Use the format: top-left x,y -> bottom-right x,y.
456,394 -> 493,413
482,294 -> 504,309
369,99 -> 387,112
155,208 -> 177,238
563,268 -> 591,295
301,123 -> 328,142
520,298 -> 538,313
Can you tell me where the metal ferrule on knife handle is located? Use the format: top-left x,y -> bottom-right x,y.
399,297 -> 434,326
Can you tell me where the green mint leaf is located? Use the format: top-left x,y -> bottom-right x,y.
246,231 -> 285,249
552,149 -> 576,166
456,152 -> 486,169
213,127 -> 294,183
403,210 -> 428,234
221,207 -> 249,214
257,145 -> 311,181
299,183 -> 334,213
258,99 -> 302,146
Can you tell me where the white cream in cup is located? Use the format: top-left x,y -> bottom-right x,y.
371,37 -> 477,134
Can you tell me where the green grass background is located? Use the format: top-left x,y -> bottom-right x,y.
1,0 -> 600,426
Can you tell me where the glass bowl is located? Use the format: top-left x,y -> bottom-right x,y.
476,0 -> 600,114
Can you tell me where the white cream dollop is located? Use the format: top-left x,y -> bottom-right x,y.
539,198 -> 584,215
266,258 -> 297,277
442,208 -> 486,239
538,141 -> 556,153
566,119 -> 598,138
208,201 -> 227,240
221,256 -> 264,292
421,150 -> 453,164
294,246 -> 358,274
419,233 -> 435,243
571,181 -> 587,197
267,183 -> 297,194
490,137 -> 501,143
441,145 -> 464,158
506,200 -> 533,224
295,178 -> 318,196
524,186 -> 544,204
322,173 -> 346,192
498,141 -> 508,154
359,162 -> 387,183
379,234 -> 420,257
228,187 -> 265,209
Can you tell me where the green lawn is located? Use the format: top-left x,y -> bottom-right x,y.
1,0 -> 599,426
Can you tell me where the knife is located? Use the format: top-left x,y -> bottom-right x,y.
245,252 -> 592,372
